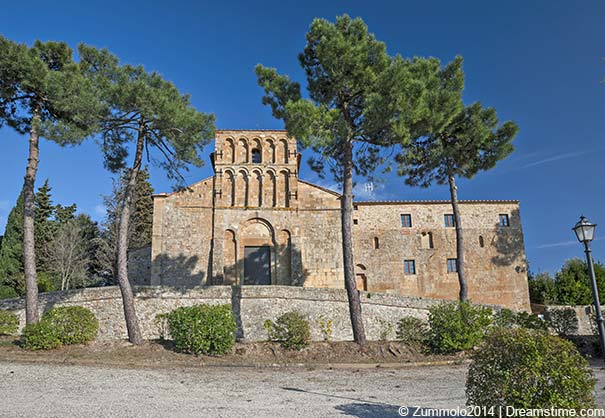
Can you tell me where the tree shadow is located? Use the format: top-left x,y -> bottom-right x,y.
152,253 -> 205,287
334,403 -> 404,418
491,208 -> 526,269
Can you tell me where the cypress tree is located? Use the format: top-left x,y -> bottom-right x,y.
0,193 -> 25,294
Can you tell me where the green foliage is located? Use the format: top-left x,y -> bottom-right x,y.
546,308 -> 579,337
554,258 -> 605,305
528,272 -> 557,304
34,179 -> 55,272
78,45 -> 215,184
428,301 -> 493,354
398,102 -> 518,188
0,310 -> 18,335
154,313 -> 169,340
0,36 -> 102,142
264,311 -> 311,350
378,319 -> 394,341
0,286 -> 18,300
466,328 -> 595,409
255,14 -> 464,182
396,316 -> 429,345
0,192 -> 24,294
315,314 -> 333,342
43,306 -> 98,345
493,308 -> 548,333
166,304 -> 236,356
21,321 -> 62,350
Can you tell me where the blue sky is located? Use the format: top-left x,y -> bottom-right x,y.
0,0 -> 603,274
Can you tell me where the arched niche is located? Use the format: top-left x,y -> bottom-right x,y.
236,170 -> 249,206
238,138 -> 249,163
223,170 -> 235,207
223,229 -> 237,284
277,170 -> 289,207
251,138 -> 262,163
224,138 -> 235,163
264,171 -> 276,208
249,170 -> 262,207
277,229 -> 292,285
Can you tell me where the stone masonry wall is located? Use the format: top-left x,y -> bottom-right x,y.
0,286 -> 448,342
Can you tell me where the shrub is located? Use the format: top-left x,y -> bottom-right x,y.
547,308 -> 579,337
21,321 -> 62,350
166,304 -> 236,356
43,306 -> 98,345
378,319 -> 394,341
264,311 -> 310,350
493,308 -> 548,333
0,310 -> 18,335
396,316 -> 429,345
0,286 -> 18,300
315,314 -> 333,342
428,301 -> 492,354
467,328 -> 595,409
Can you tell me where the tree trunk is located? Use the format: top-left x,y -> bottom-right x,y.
23,113 -> 40,324
341,138 -> 367,347
116,127 -> 145,345
448,174 -> 468,301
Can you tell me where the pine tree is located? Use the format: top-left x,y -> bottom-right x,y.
255,15 -> 463,346
0,36 -> 101,323
34,179 -> 55,272
398,103 -> 518,300
0,193 -> 24,294
80,45 -> 214,344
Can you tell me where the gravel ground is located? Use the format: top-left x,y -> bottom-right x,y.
0,362 -> 603,418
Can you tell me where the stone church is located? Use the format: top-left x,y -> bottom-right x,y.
143,130 -> 530,310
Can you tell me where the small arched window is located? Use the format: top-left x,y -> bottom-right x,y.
479,235 -> 485,248
374,237 -> 380,249
251,149 -> 261,163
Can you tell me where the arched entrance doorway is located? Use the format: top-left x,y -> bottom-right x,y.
240,219 -> 275,285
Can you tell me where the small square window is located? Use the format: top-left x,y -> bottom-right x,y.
353,219 -> 358,225
354,205 -> 359,211
401,214 -> 412,227
444,214 -> 455,227
447,258 -> 458,273
404,260 -> 416,275
499,214 -> 510,227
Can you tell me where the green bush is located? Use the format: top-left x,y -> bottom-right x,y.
166,304 -> 236,356
547,308 -> 579,337
467,328 -> 595,409
21,321 -> 62,350
264,311 -> 311,350
0,310 -> 18,335
493,308 -> 548,333
0,286 -> 18,300
396,316 -> 429,345
44,306 -> 98,345
428,301 -> 492,354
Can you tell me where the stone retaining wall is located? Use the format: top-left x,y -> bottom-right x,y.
0,285 -> 446,341
532,303 -> 595,336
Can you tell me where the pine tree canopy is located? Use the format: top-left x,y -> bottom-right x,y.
397,102 -> 519,187
255,14 -> 465,181
0,36 -> 101,143
78,45 -> 215,184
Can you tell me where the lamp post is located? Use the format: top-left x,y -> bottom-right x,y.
573,216 -> 605,361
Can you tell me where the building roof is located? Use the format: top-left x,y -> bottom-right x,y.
354,199 -> 519,205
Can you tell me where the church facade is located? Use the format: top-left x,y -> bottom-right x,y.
148,130 -> 530,310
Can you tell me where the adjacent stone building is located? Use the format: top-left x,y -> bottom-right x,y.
147,129 -> 530,310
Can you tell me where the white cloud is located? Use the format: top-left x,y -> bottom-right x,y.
536,236 -> 605,249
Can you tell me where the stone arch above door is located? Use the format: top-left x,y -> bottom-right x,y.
240,218 -> 276,285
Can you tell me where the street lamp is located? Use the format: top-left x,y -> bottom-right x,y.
573,216 -> 604,362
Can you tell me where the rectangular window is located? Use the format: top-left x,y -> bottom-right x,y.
447,258 -> 458,273
404,260 -> 416,275
444,214 -> 455,227
499,214 -> 510,227
353,219 -> 358,225
401,214 -> 412,227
